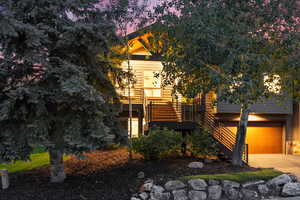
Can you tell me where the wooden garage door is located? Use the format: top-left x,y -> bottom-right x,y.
227,124 -> 283,154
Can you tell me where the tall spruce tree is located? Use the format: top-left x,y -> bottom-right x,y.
148,0 -> 300,166
0,0 -> 127,182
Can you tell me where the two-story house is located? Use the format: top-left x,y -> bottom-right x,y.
117,32 -> 300,160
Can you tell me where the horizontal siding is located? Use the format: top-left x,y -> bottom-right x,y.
119,60 -> 173,104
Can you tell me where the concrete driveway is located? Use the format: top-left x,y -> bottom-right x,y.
249,154 -> 300,178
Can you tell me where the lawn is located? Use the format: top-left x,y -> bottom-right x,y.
181,168 -> 283,183
0,152 -> 69,173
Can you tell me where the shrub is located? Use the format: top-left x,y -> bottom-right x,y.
187,129 -> 218,157
131,129 -> 182,160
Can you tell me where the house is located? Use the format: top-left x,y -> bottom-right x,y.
117,33 -> 300,160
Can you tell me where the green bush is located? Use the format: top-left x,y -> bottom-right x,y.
131,129 -> 182,160
187,129 -> 218,157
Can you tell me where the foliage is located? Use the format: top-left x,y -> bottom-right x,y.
0,0 -> 128,165
131,129 -> 182,160
181,169 -> 283,183
147,0 -> 300,103
145,0 -> 300,166
187,130 -> 218,157
31,146 -> 46,154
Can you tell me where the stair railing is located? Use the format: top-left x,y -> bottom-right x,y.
198,106 -> 248,164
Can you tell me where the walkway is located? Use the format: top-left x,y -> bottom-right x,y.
249,154 -> 300,178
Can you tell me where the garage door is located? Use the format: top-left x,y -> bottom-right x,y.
226,124 -> 283,154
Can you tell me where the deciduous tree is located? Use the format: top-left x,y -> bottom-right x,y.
148,0 -> 300,166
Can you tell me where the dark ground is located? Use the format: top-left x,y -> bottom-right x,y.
0,148 -> 256,200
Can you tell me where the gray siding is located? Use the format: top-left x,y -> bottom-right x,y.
217,98 -> 293,114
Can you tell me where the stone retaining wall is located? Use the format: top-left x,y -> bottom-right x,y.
131,174 -> 300,200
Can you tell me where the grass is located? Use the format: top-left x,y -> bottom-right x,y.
0,152 -> 70,173
181,168 -> 283,183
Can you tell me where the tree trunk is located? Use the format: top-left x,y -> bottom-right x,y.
49,148 -> 66,183
232,104 -> 250,166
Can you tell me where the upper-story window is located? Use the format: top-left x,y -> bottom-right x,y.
117,87 -> 134,97
264,74 -> 281,94
144,71 -> 161,97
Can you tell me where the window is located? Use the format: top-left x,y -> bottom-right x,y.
144,71 -> 161,97
128,118 -> 139,138
264,75 -> 281,94
117,88 -> 134,97
144,89 -> 161,97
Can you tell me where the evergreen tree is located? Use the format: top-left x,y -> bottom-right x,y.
0,0 -> 127,182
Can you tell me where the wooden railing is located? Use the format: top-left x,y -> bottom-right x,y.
146,100 -> 199,123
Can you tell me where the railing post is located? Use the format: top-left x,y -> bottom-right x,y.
218,122 -> 222,141
150,101 -> 152,122
246,144 -> 249,164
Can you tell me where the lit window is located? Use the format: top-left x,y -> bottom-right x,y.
117,88 -> 134,97
128,118 -> 139,138
264,75 -> 281,94
144,89 -> 161,97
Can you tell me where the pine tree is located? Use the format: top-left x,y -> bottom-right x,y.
0,0 -> 127,182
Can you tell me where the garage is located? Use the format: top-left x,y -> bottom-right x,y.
226,122 -> 283,154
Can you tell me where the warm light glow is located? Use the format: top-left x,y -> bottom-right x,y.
128,118 -> 139,138
233,114 -> 267,121
264,75 -> 281,94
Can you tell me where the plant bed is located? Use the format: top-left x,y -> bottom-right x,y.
0,148 -> 258,200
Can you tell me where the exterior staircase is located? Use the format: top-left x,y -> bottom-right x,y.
144,99 -> 248,164
148,102 -> 179,122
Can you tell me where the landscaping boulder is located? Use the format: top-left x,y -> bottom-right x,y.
222,180 -> 240,188
282,182 -> 300,196
208,179 -> 220,186
188,162 -> 204,169
150,191 -> 171,200
224,187 -> 240,200
172,189 -> 188,200
208,185 -> 222,200
241,189 -> 259,200
188,179 -> 207,190
131,197 -> 140,200
288,174 -> 298,182
267,174 -> 292,187
242,180 -> 265,188
188,190 -> 207,200
139,192 -> 149,200
152,185 -> 165,194
257,184 -> 269,195
164,180 -> 186,191
138,172 -> 145,179
143,180 -> 154,192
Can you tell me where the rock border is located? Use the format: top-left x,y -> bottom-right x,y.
131,174 -> 299,200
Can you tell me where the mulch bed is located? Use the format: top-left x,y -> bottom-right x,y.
0,148 -> 257,200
